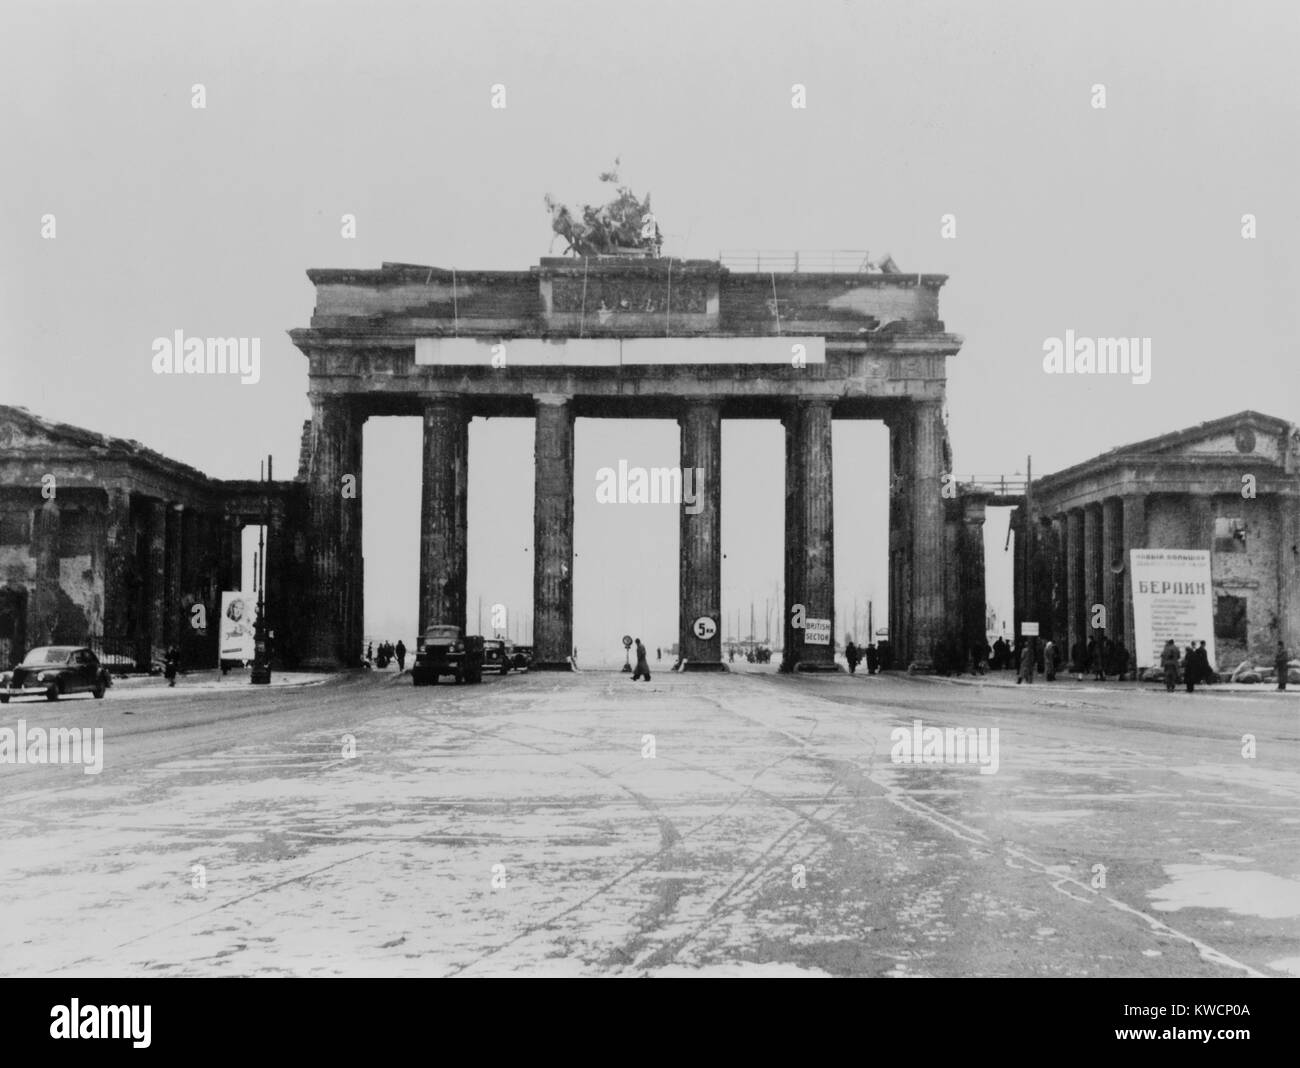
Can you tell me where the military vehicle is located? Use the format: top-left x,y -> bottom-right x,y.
411,626 -> 485,685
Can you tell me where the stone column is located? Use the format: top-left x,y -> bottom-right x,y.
781,404 -> 804,672
1083,503 -> 1102,648
885,413 -> 912,668
787,401 -> 836,671
1065,508 -> 1083,661
145,499 -> 167,664
1050,515 -> 1067,643
220,517 -> 242,592
678,400 -> 724,670
532,395 -> 573,670
1121,494 -> 1148,672
102,487 -> 132,647
340,414 -> 365,662
960,495 -> 988,658
1279,494 -> 1300,649
419,396 -> 469,646
1101,497 -> 1123,644
31,498 -> 61,646
164,504 -> 183,650
303,395 -> 360,669
909,400 -> 946,668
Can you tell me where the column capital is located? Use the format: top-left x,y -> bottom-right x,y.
532,393 -> 573,408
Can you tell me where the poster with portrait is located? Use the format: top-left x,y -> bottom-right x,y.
219,591 -> 258,662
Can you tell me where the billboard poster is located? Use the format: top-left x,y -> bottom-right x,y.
1130,550 -> 1215,670
219,591 -> 258,663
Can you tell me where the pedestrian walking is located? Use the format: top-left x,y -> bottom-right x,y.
631,638 -> 651,681
1194,641 -> 1211,687
1275,641 -> 1291,691
1160,639 -> 1180,692
1018,637 -> 1036,684
395,639 -> 407,672
865,643 -> 879,675
164,645 -> 180,687
1043,639 -> 1057,681
1184,642 -> 1198,693
845,639 -> 860,674
366,641 -> 374,668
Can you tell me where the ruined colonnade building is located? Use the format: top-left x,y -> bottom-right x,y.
1009,411 -> 1300,673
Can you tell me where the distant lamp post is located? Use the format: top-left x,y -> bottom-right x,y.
251,455 -> 273,685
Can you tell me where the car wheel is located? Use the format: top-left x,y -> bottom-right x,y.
93,682 -> 105,699
47,682 -> 61,701
0,693 -> 8,704
500,663 -> 509,676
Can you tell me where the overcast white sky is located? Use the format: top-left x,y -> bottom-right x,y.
2,0 -> 1296,660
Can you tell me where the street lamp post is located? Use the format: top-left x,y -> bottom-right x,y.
251,455 -> 272,685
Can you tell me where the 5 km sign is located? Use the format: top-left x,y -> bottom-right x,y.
692,617 -> 717,641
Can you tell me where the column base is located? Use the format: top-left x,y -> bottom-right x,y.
679,660 -> 728,672
906,658 -> 937,675
302,657 -> 346,672
531,661 -> 576,672
794,660 -> 842,673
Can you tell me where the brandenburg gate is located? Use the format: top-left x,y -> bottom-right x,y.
289,255 -> 981,672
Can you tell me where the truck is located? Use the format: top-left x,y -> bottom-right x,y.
411,626 -> 485,685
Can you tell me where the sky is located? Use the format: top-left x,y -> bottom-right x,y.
2,0 -> 1296,662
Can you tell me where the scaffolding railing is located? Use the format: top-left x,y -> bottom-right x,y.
961,476 -> 1029,496
718,250 -> 883,274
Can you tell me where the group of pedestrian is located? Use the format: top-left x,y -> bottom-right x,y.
1159,639 -> 1215,693
843,639 -> 883,674
366,640 -> 406,671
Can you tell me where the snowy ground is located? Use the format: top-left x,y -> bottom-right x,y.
1,664 -> 1296,977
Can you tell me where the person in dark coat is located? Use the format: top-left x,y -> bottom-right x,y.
632,638 -> 651,681
865,643 -> 879,675
1184,642 -> 1198,692
1276,641 -> 1291,691
164,646 -> 180,687
845,640 -> 860,674
1160,639 -> 1180,692
395,639 -> 407,672
1043,639 -> 1058,681
1113,639 -> 1129,681
1193,641 -> 1211,687
1018,637 -> 1036,684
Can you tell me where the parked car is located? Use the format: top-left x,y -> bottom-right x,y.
483,639 -> 510,676
0,646 -> 112,702
508,644 -> 532,671
411,626 -> 484,686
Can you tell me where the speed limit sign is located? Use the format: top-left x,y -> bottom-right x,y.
692,616 -> 717,641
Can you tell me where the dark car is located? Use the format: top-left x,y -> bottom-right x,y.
508,644 -> 532,671
411,626 -> 484,686
483,639 -> 510,676
0,646 -> 112,702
